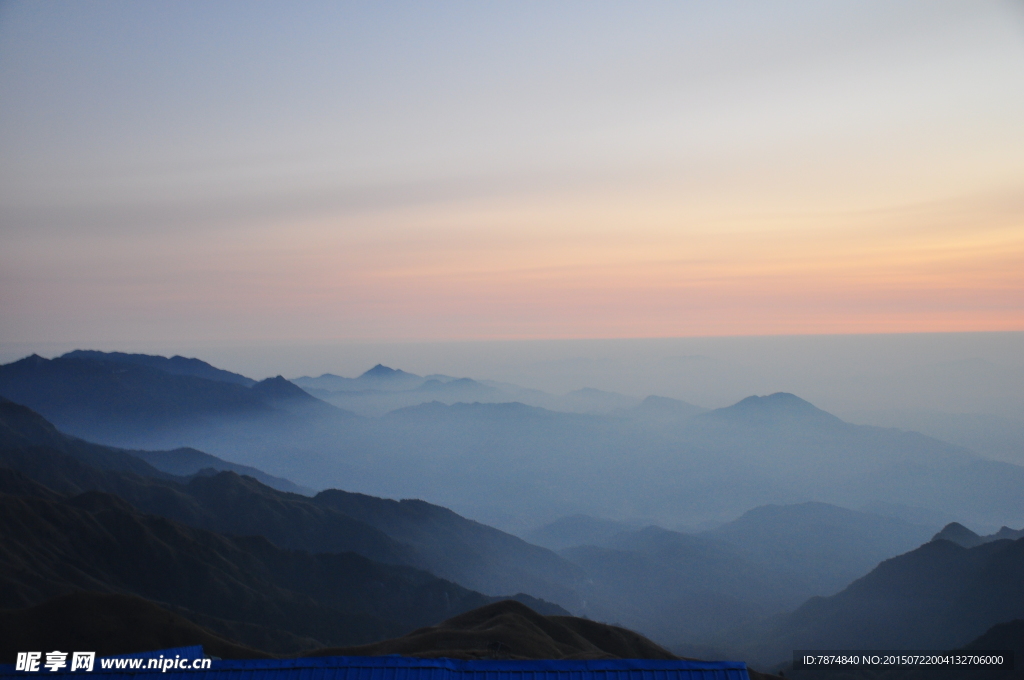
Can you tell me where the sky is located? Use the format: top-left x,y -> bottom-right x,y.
2,1 -> 1024,346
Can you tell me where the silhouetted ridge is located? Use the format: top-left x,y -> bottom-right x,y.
62,350 -> 255,386
992,526 -> 1024,541
739,534 -> 1024,666
0,484 -> 506,652
932,521 -> 983,548
0,399 -> 583,622
931,521 -> 1024,548
0,354 -> 360,449
250,375 -> 317,402
313,487 -> 585,609
308,599 -> 678,660
960,618 -> 1024,678
361,364 -> 418,379
131,447 -> 311,495
0,395 -> 69,450
0,353 -> 277,446
0,396 -> 172,480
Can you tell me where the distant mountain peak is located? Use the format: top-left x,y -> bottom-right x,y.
250,375 -> 316,402
12,354 -> 49,367
360,364 -> 419,379
704,392 -> 842,426
631,395 -> 706,419
641,395 -> 683,407
931,522 -> 982,548
929,522 -> 1023,548
735,392 -> 815,409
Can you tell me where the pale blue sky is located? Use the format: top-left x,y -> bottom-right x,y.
2,1 -> 1023,344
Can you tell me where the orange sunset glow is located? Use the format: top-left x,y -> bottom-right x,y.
1,2 -> 1023,345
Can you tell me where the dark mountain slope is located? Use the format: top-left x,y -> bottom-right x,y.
0,398 -> 416,565
0,355 -> 274,445
933,521 -> 988,548
62,350 -> 255,386
0,394 -> 309,494
0,592 -> 269,663
0,398 -> 580,608
735,536 -> 1024,667
0,482 -> 502,651
0,446 -> 211,525
314,489 -> 586,609
130,447 -> 311,495
312,599 -> 678,660
546,504 -> 938,645
956,619 -> 1024,680
0,355 -> 351,449
311,600 -> 782,679
932,522 -> 1024,548
0,396 -> 170,479
0,596 -> 780,679
180,472 -> 416,565
0,441 -> 413,568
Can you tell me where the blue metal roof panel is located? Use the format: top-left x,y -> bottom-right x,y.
2,655 -> 749,680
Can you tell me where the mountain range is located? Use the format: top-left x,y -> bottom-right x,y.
0,354 -> 350,449
546,503 -> 937,645
0,395 -> 581,608
3,350 -> 1024,671
931,521 -> 1024,548
0,396 -> 580,656
7,352 -> 1021,534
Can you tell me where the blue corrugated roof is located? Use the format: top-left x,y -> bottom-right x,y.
2,654 -> 749,680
